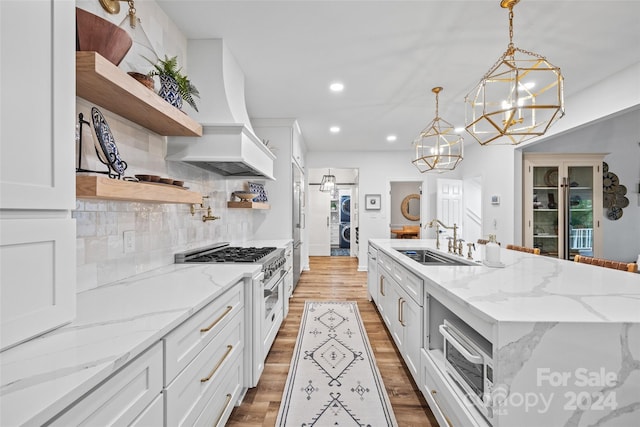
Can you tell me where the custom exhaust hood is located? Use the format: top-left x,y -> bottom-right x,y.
167,39 -> 275,180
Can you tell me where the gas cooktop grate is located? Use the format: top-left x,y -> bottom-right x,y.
188,246 -> 277,263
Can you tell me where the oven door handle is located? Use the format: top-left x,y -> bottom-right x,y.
439,324 -> 483,364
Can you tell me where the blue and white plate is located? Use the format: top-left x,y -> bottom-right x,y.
91,107 -> 127,175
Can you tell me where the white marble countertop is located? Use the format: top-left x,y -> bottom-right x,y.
0,262 -> 260,427
370,239 -> 640,324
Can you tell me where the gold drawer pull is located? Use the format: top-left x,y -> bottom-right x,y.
201,345 -> 233,383
431,390 -> 453,427
213,393 -> 233,427
200,305 -> 233,332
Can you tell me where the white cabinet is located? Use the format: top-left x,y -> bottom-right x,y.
389,284 -> 422,378
0,0 -> 75,210
164,283 -> 244,382
0,0 -> 76,352
48,342 -> 163,426
385,261 -> 423,381
374,249 -> 424,382
367,245 -> 378,302
163,282 -> 245,427
0,219 -> 75,351
523,153 -> 604,259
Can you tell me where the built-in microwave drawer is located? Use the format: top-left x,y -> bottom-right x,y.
164,282 -> 243,385
164,311 -> 243,427
420,349 -> 488,427
48,342 -> 163,426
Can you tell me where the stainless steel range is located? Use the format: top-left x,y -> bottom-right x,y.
175,242 -> 286,387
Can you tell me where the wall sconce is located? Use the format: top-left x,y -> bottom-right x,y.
99,0 -> 137,28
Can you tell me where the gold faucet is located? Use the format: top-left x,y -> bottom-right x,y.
191,196 -> 220,222
426,219 -> 458,253
201,206 -> 220,222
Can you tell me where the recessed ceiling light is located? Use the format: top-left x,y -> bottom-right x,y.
330,126 -> 340,133
329,82 -> 344,92
454,127 -> 465,133
386,135 -> 397,142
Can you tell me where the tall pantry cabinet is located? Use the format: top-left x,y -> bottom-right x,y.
0,1 -> 76,350
523,153 -> 604,260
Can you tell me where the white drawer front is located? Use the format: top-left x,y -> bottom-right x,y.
165,311 -> 243,427
393,263 -> 423,306
164,282 -> 243,384
420,349 -> 487,427
130,394 -> 163,427
193,358 -> 243,427
48,342 -> 163,427
378,251 -> 393,274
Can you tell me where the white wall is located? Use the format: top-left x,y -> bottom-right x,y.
306,151 -> 448,270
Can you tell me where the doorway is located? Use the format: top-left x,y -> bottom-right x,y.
308,168 -> 358,257
389,181 -> 422,239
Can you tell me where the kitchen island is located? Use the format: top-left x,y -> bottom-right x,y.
369,238 -> 640,427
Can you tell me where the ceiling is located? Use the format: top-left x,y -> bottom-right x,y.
156,0 -> 640,153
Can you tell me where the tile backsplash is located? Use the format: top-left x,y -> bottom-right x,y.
74,99 -> 258,292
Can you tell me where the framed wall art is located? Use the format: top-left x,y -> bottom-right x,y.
365,194 -> 381,210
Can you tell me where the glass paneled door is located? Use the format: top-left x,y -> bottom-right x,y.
565,166 -> 595,259
524,154 -> 603,260
531,166 -> 560,257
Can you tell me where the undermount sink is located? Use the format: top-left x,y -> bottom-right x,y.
396,249 -> 476,266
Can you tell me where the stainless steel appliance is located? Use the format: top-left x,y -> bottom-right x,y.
292,163 -> 304,287
440,319 -> 494,422
175,242 -> 286,387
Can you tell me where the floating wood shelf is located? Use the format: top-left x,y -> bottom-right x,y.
76,176 -> 203,204
227,201 -> 270,210
76,52 -> 203,137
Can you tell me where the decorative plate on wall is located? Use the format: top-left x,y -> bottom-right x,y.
602,161 -> 627,221
602,172 -> 619,193
91,107 -> 127,176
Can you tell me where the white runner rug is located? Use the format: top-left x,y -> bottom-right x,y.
276,301 -> 398,426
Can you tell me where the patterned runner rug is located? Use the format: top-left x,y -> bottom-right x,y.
276,301 -> 397,426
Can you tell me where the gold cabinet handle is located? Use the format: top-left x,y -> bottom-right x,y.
379,276 -> 385,296
431,390 -> 453,427
201,345 -> 233,383
213,393 -> 233,427
399,298 -> 406,327
200,305 -> 233,332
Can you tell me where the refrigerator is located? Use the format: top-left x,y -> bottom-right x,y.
292,164 -> 303,287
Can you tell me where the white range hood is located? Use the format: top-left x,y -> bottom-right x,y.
167,39 -> 275,180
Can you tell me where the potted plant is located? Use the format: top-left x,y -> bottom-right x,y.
146,55 -> 200,112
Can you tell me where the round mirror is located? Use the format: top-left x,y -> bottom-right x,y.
401,194 -> 420,221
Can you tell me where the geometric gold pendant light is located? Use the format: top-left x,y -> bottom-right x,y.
412,87 -> 464,173
465,0 -> 564,146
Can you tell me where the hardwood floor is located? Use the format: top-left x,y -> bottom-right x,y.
227,256 -> 437,426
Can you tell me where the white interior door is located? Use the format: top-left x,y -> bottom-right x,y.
437,179 -> 463,239
309,190 -> 331,256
